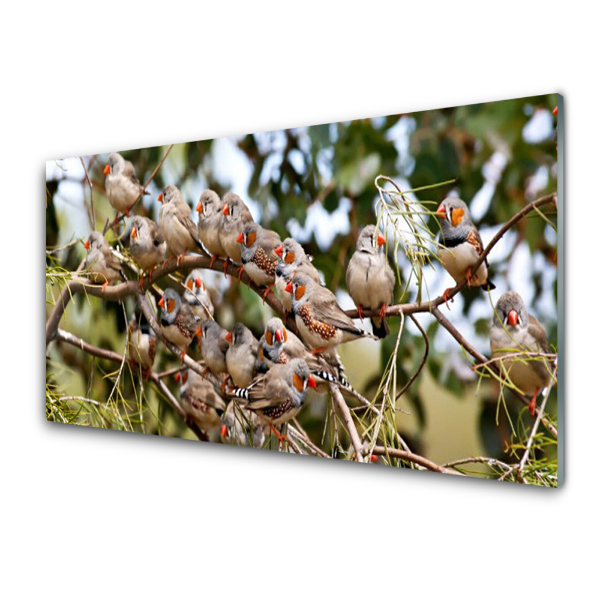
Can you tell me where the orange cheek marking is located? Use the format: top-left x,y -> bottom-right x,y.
247,231 -> 257,247
187,279 -> 194,290
259,347 -> 264,360
167,299 -> 175,313
283,328 -> 288,342
293,373 -> 304,392
295,285 -> 306,301
284,252 -> 295,264
265,331 -> 273,346
451,207 -> 464,227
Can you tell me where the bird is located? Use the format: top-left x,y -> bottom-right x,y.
177,368 -> 226,435
182,269 -> 214,322
83,231 -> 124,292
220,401 -> 265,448
127,313 -> 157,380
490,291 -> 555,417
231,359 -> 317,442
103,152 -> 147,227
237,222 -> 281,299
436,197 -> 495,304
218,192 -> 254,269
195,189 -> 226,268
198,320 -> 230,383
274,238 -> 322,315
129,215 -> 167,289
255,317 -> 339,385
285,271 -> 375,353
346,224 -> 396,339
158,288 -> 200,362
158,185 -> 204,265
225,323 -> 259,388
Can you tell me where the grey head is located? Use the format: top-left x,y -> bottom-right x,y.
197,189 -> 222,217
230,322 -> 254,347
356,224 -> 386,254
160,185 -> 182,205
276,237 -> 310,278
86,231 -> 107,251
493,291 -> 529,330
160,288 -> 182,326
106,152 -> 125,175
222,192 -> 252,222
264,317 -> 286,350
239,221 -> 260,262
286,358 -> 315,405
436,197 -> 473,242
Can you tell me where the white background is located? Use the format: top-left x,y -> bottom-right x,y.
3,2 -> 596,598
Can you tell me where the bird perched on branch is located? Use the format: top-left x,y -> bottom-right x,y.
286,272 -> 375,353
232,359 -> 316,443
220,401 -> 265,448
490,291 -> 554,417
198,320 -> 230,384
158,185 -> 204,265
183,269 -> 214,322
83,231 -> 124,292
436,197 -> 495,303
103,152 -> 147,227
346,225 -> 396,339
225,323 -> 259,388
129,215 -> 166,288
238,222 -> 281,299
196,189 -> 226,267
158,288 -> 200,362
274,238 -> 322,316
219,192 -> 254,268
127,313 -> 156,380
177,368 -> 226,435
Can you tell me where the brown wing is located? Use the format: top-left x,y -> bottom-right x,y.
260,227 -> 283,261
175,203 -> 203,247
466,226 -> 485,256
101,245 -> 122,274
123,160 -> 142,187
147,218 -> 165,245
247,371 -> 292,410
311,289 -> 365,336
528,315 -> 551,355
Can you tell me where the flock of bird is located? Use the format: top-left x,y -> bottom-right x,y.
79,152 -> 554,447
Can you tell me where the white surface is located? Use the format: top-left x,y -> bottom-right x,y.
3,2 -> 594,598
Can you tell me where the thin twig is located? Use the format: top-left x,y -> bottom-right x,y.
371,445 -> 464,476
80,157 -> 95,230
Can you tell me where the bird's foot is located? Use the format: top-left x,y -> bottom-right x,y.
113,214 -> 120,230
223,258 -> 231,274
310,347 -> 327,355
262,282 -> 275,302
144,368 -> 151,382
268,424 -> 289,449
201,367 -> 211,378
209,254 -> 219,269
465,268 -> 473,288
101,281 -> 109,293
442,288 -> 454,310
356,305 -> 364,321
176,252 -> 187,268
528,389 -> 539,418
220,376 -> 230,395
180,348 -> 187,364
237,266 -> 245,281
138,274 -> 146,291
379,304 -> 387,320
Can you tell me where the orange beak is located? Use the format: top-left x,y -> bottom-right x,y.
195,326 -> 202,337
103,164 -> 110,175
175,373 -> 181,383
157,193 -> 163,203
275,329 -> 283,342
285,282 -> 293,293
196,202 -> 203,213
274,245 -> 283,258
131,226 -> 137,239
195,277 -> 202,287
436,204 -> 446,218
307,375 -> 317,389
221,424 -> 228,438
552,106 -> 558,116
508,310 -> 519,327
222,204 -> 230,215
225,331 -> 233,343
84,239 -> 90,250
377,234 -> 386,246
158,297 -> 165,308
236,232 -> 244,244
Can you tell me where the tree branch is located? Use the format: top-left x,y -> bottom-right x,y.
371,445 -> 464,476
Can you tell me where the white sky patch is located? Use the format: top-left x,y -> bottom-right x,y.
525,165 -> 549,200
386,116 -> 416,176
287,196 -> 351,250
316,147 -> 333,184
522,109 -> 553,144
288,148 -> 305,175
507,243 -> 534,305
